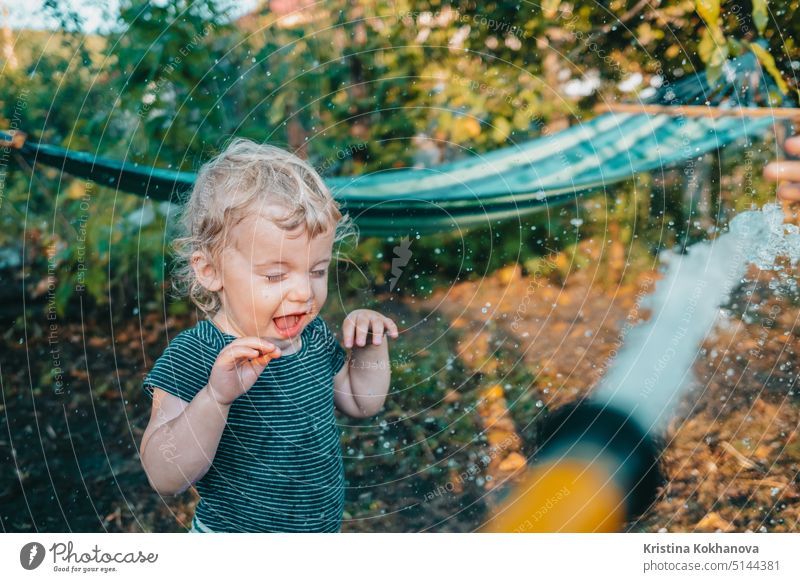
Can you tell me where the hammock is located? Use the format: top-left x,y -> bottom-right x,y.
6,49 -> 795,237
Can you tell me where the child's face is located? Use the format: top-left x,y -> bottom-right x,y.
213,209 -> 335,350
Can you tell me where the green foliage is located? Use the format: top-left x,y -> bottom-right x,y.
750,41 -> 791,95
693,0 -> 795,93
2,0 -> 797,322
752,0 -> 770,36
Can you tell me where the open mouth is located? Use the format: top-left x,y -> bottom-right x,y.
272,312 -> 307,336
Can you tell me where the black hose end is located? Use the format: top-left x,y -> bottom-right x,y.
535,400 -> 666,523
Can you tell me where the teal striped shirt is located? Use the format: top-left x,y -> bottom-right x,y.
142,315 -> 348,532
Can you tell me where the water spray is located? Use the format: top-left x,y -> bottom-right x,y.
485,203 -> 800,532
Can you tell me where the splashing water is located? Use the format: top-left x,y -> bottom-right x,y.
593,204 -> 800,434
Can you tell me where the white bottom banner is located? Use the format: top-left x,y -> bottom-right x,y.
2,533 -> 799,581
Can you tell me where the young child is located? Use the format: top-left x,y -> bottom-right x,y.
139,138 -> 398,533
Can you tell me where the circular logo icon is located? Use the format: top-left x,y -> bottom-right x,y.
20,542 -> 46,570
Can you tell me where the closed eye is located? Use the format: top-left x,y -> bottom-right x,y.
265,271 -> 325,282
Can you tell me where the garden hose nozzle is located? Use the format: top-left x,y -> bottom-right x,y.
483,402 -> 664,533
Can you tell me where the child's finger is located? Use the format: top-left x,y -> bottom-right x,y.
384,317 -> 399,338
236,337 -> 282,358
764,160 -> 800,182
222,346 -> 262,366
355,314 -> 370,347
371,318 -> 385,344
255,342 -> 282,364
786,135 -> 800,156
232,337 -> 278,350
777,183 -> 800,202
342,316 -> 356,348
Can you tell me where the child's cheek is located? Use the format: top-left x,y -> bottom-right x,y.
258,286 -> 283,310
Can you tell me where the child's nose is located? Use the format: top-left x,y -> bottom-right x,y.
288,275 -> 313,302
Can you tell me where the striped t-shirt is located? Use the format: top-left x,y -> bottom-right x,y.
142,315 -> 348,532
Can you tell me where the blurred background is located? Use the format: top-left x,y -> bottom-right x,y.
1,0 -> 799,533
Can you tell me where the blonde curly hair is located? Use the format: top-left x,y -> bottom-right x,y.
170,137 -> 357,317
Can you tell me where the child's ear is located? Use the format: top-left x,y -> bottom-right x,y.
191,251 -> 223,293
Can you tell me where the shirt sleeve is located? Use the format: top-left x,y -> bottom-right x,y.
142,330 -> 216,403
317,316 -> 348,375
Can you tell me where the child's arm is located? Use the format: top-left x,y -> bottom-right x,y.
140,337 -> 281,495
140,386 -> 234,495
333,309 -> 399,418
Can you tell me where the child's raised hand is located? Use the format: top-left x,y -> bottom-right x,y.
207,338 -> 281,405
764,135 -> 800,204
342,309 -> 399,348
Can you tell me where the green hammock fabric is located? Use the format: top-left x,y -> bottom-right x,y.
329,112 -> 777,234
8,49 -> 793,237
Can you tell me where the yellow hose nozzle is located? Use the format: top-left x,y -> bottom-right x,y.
483,402 -> 664,533
483,459 -> 626,532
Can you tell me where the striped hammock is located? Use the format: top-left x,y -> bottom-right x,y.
7,48 -> 794,237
